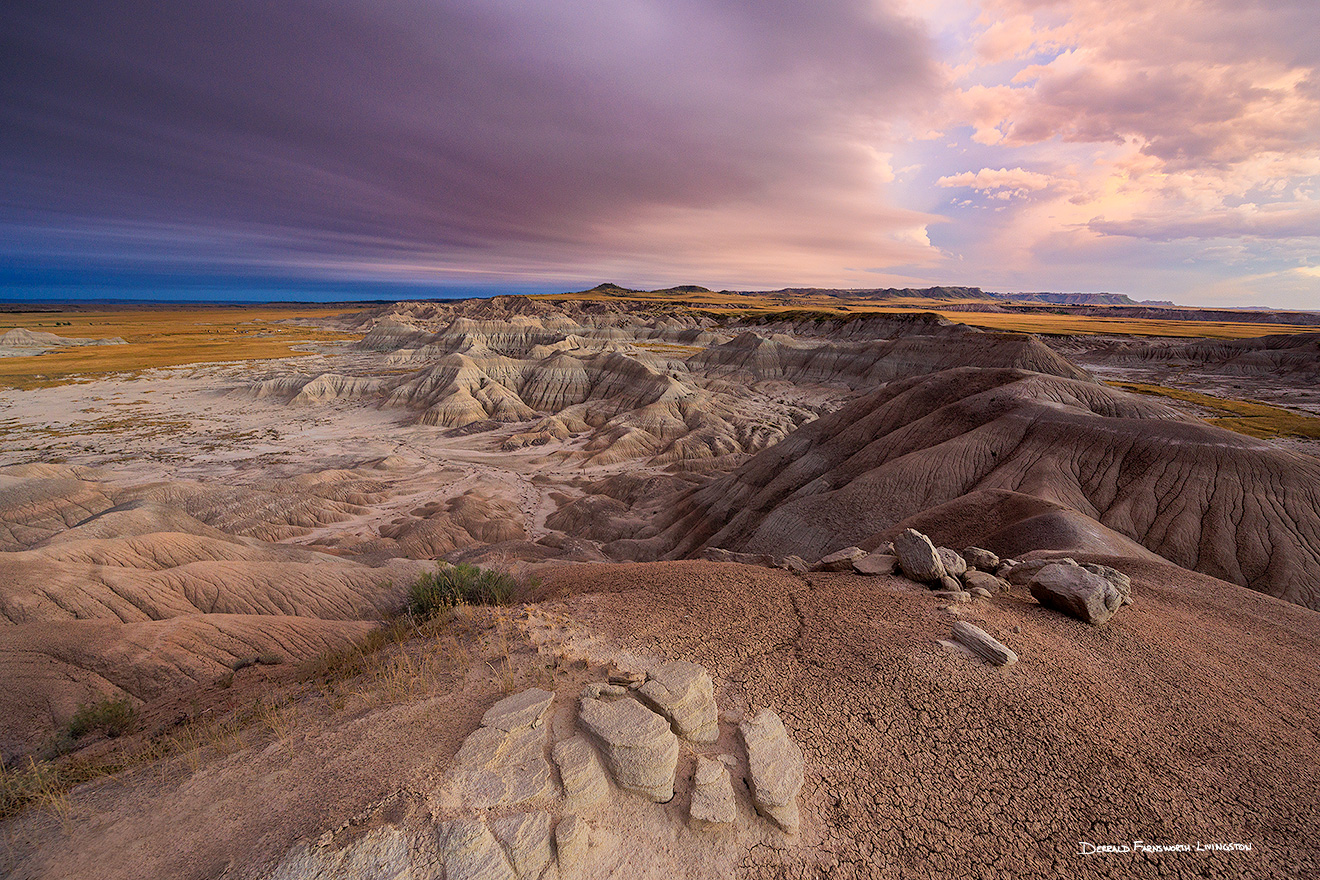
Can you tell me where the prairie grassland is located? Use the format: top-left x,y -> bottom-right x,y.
539,290 -> 1312,339
0,305 -> 362,389
1108,381 -> 1320,440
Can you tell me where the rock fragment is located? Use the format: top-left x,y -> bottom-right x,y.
938,575 -> 962,592
1029,563 -> 1124,625
1080,563 -> 1133,605
894,528 -> 947,583
637,660 -> 719,743
689,755 -> 737,827
951,621 -> 1018,666
438,690 -> 557,812
963,570 -> 1010,594
555,815 -> 588,873
481,688 -> 554,732
578,696 -> 679,802
739,708 -> 804,834
967,586 -> 992,599
1006,557 -> 1078,585
779,554 -> 809,573
852,552 -> 897,576
815,546 -> 867,571
552,735 -> 610,811
936,548 -> 967,577
961,546 -> 1000,571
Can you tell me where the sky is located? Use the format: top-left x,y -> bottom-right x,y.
2,1 -> 1318,307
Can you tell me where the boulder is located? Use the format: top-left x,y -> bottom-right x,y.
1029,564 -> 1124,625
689,755 -> 737,827
936,548 -> 968,577
968,586 -> 992,600
894,529 -> 947,583
852,552 -> 898,576
815,546 -> 867,571
552,735 -> 610,811
739,708 -> 804,834
963,570 -> 1009,594
938,575 -> 963,592
1080,563 -> 1134,605
578,697 -> 680,802
637,660 -> 719,743
961,547 -> 1000,571
951,621 -> 1018,666
1006,557 -> 1079,585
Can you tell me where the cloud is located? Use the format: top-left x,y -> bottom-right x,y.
937,166 -> 1063,199
0,0 -> 943,287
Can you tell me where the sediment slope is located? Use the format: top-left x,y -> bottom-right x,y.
637,367 -> 1320,609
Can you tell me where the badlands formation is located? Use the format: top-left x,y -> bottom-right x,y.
1,292 -> 1318,878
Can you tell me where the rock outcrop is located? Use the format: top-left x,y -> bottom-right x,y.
579,693 -> 681,802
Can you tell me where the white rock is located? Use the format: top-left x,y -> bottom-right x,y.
637,660 -> 719,743
689,756 -> 737,827
738,708 -> 804,834
578,697 -> 679,802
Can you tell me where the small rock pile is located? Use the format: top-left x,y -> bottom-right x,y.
432,660 -> 803,879
814,529 -> 1133,627
829,529 -> 1011,602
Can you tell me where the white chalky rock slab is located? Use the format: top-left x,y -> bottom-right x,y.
637,660 -> 719,743
578,696 -> 679,802
739,708 -> 804,834
689,755 -> 737,827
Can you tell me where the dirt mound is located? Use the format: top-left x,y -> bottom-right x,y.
0,467 -> 427,758
636,367 -> 1320,609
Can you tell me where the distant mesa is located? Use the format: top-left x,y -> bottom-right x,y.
0,327 -> 127,357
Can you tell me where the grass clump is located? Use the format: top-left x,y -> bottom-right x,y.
230,652 -> 285,672
408,563 -> 518,619
65,697 -> 138,740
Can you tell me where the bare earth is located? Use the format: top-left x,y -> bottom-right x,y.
1,294 -> 1317,878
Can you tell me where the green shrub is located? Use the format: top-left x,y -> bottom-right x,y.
66,697 -> 138,739
408,563 -> 518,618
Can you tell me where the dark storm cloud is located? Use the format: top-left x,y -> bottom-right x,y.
0,1 -> 938,280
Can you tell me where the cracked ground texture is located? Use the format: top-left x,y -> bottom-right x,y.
532,559 -> 1320,879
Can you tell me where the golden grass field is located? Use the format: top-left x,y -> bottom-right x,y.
1107,381 -> 1320,441
536,289 -> 1317,339
0,306 -> 362,389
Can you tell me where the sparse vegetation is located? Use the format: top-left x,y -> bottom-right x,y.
230,652 -> 285,671
407,563 -> 520,619
65,696 -> 138,740
1109,381 -> 1320,441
